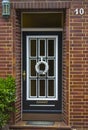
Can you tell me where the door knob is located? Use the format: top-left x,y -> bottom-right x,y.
23,70 -> 26,80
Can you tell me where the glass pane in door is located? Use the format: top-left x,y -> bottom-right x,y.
48,40 -> 54,56
48,60 -> 54,76
48,80 -> 54,97
30,39 -> 36,57
27,36 -> 58,100
30,60 -> 36,76
30,80 -> 36,97
39,80 -> 45,97
39,40 -> 45,56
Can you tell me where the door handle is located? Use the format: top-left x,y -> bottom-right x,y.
23,70 -> 26,81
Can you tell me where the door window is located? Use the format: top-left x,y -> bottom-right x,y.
26,36 -> 58,100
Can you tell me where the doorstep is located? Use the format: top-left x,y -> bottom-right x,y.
9,121 -> 72,130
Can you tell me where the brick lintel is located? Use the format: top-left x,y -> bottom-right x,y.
11,1 -> 70,9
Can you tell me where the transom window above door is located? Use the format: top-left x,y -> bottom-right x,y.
22,12 -> 63,28
26,36 -> 58,100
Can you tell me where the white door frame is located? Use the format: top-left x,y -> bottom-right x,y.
26,35 -> 58,100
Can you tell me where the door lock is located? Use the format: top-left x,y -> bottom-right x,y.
23,70 -> 26,80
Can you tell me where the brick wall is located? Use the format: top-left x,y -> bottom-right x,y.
0,0 -> 21,124
63,9 -> 70,125
13,10 -> 21,123
0,0 -> 88,129
69,1 -> 88,128
0,1 -> 14,78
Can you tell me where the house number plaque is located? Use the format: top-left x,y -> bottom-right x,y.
74,8 -> 84,15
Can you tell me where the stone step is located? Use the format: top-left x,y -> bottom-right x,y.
9,121 -> 71,130
9,126 -> 71,130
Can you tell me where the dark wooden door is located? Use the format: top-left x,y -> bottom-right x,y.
22,31 -> 62,113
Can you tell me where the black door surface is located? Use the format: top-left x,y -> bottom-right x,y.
22,31 -> 62,113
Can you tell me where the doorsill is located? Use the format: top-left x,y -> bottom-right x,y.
9,120 -> 71,130
22,113 -> 62,121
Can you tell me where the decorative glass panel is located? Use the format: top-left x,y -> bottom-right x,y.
48,40 -> 54,56
30,39 -> 36,57
30,60 -> 36,76
48,60 -> 54,76
48,80 -> 54,96
30,80 -> 36,96
39,80 -> 45,96
40,40 -> 45,56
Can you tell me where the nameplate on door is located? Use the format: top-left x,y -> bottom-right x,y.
36,100 -> 48,104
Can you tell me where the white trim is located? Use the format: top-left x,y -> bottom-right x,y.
22,12 -> 63,14
26,35 -> 58,101
56,36 -> 58,100
28,98 -> 57,101
29,104 -> 55,107
27,35 -> 57,39
22,28 -> 63,32
26,37 -> 30,100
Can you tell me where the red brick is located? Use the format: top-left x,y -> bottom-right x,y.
0,0 -> 88,129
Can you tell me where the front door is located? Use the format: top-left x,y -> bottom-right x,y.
22,31 -> 62,113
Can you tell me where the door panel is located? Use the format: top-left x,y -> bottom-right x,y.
22,31 -> 62,113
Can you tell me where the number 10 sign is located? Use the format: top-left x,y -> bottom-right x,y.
74,8 -> 85,15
